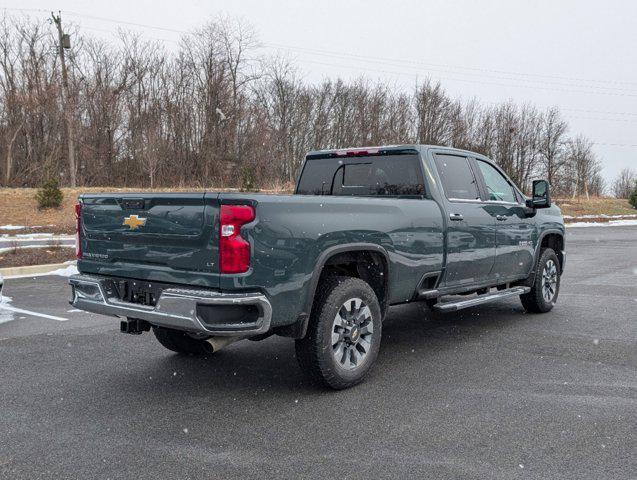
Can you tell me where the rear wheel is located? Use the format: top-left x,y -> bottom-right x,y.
295,276 -> 382,389
520,248 -> 561,313
152,326 -> 213,355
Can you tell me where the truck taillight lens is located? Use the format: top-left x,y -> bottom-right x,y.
219,204 -> 255,274
75,202 -> 82,259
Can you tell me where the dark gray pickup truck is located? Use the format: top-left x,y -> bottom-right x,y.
70,145 -> 565,389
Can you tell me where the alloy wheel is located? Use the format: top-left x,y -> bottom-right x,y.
331,297 -> 374,370
541,259 -> 558,303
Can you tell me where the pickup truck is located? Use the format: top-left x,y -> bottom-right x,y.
69,145 -> 565,389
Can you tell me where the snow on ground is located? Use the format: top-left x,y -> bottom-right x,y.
0,244 -> 75,254
47,264 -> 79,277
7,233 -> 53,238
563,213 -> 637,220
1,233 -> 73,239
3,262 -> 78,279
0,297 -> 13,325
566,219 -> 637,228
0,225 -> 26,230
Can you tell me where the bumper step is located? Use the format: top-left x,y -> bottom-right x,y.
69,274 -> 272,336
433,286 -> 530,312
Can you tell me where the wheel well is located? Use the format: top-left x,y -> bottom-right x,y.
319,250 -> 388,313
540,233 -> 564,271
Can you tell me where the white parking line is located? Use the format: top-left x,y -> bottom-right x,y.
0,303 -> 68,321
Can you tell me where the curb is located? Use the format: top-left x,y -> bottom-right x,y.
0,262 -> 74,278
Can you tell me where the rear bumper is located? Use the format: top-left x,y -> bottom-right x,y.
68,274 -> 272,336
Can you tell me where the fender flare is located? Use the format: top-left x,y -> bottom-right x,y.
532,229 -> 565,276
283,243 -> 391,339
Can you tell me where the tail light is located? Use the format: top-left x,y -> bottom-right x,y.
75,202 -> 82,259
334,147 -> 380,156
219,204 -> 255,274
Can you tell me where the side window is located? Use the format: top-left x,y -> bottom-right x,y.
476,160 -> 517,203
433,154 -> 480,200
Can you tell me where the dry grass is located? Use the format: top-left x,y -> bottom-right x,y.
554,197 -> 636,218
0,189 -> 633,234
0,246 -> 75,268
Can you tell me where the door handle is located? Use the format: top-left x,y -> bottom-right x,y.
449,213 -> 464,221
496,215 -> 507,221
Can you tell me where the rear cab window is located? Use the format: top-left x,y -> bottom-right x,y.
433,154 -> 480,201
296,153 -> 426,197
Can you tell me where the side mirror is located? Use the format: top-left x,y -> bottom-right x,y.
526,180 -> 551,209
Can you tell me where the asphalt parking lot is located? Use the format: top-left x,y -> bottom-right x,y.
0,226 -> 635,479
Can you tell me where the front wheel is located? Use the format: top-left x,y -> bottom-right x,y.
520,248 -> 561,313
295,276 -> 382,390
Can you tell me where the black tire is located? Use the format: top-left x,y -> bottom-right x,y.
295,276 -> 382,390
152,326 -> 213,355
520,248 -> 561,313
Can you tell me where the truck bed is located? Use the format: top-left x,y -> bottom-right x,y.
78,192 -> 445,328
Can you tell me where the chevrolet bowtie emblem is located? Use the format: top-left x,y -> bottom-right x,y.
123,214 -> 147,230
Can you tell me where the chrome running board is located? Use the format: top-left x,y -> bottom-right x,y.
433,286 -> 530,312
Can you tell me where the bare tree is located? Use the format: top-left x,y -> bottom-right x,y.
415,79 -> 451,146
538,107 -> 568,187
612,168 -> 636,198
0,13 -> 615,193
565,136 -> 601,199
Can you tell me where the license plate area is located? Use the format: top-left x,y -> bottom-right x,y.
109,279 -> 163,307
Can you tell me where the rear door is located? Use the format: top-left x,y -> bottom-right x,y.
79,193 -> 220,287
473,159 -> 536,280
433,153 -> 496,288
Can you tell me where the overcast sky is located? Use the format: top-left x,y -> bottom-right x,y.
9,0 -> 637,185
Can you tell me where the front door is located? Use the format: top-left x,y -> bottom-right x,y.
433,153 -> 496,288
474,159 -> 536,280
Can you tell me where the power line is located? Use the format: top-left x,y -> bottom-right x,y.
294,57 -> 637,98
81,25 -> 180,44
64,11 -> 190,35
561,107 -> 637,117
10,7 -> 637,93
264,42 -> 637,92
565,115 -> 637,124
3,7 -> 637,149
67,13 -> 637,96
592,142 -> 637,148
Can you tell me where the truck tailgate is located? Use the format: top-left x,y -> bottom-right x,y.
78,193 -> 220,287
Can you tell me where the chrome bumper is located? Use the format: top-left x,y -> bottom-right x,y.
68,274 -> 272,336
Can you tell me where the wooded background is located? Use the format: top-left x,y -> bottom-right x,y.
0,14 -> 613,196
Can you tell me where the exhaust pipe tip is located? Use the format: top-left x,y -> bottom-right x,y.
205,336 -> 245,353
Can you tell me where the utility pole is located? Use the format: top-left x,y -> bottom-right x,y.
51,11 -> 76,187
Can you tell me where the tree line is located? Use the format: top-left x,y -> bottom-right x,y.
0,14 -> 610,196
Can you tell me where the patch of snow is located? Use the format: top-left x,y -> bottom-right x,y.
4,262 -> 78,279
0,244 -> 75,254
48,265 -> 79,277
13,233 -> 54,238
0,225 -> 25,230
566,219 -> 637,228
0,295 -> 13,325
566,213 -> 637,220
1,234 -> 73,241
